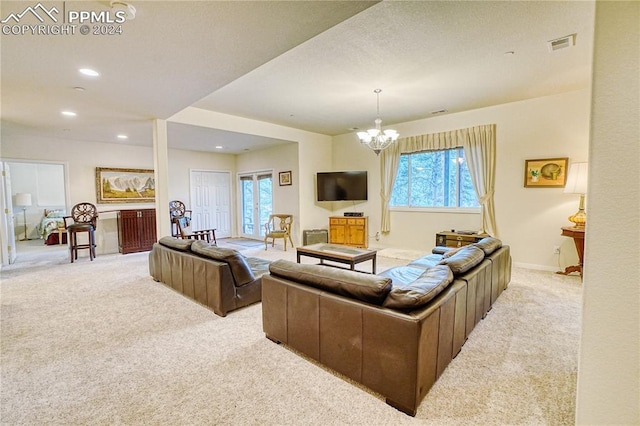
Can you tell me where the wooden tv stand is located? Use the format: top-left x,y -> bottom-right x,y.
328,216 -> 368,248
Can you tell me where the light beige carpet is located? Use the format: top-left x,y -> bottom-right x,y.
0,242 -> 582,425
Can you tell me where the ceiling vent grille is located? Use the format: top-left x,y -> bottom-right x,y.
548,34 -> 576,52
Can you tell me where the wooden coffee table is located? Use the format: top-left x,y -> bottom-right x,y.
296,243 -> 377,274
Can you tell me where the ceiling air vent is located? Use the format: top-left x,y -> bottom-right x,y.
548,34 -> 576,52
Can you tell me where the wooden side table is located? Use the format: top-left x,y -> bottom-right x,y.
57,227 -> 67,245
435,231 -> 489,248
557,226 -> 585,277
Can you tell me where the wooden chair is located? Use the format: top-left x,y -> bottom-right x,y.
169,200 -> 192,238
64,202 -> 98,263
170,200 -> 217,245
264,214 -> 294,251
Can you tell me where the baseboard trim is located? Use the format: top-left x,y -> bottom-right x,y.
513,262 -> 559,272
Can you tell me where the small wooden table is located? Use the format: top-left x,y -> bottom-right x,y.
57,227 -> 67,245
557,226 -> 585,277
296,243 -> 377,274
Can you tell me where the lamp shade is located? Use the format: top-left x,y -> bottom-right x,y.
563,162 -> 588,194
15,193 -> 32,207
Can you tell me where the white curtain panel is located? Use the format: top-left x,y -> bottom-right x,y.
380,124 -> 497,235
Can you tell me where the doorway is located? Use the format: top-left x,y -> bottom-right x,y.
239,172 -> 273,240
189,170 -> 232,239
0,160 -> 68,266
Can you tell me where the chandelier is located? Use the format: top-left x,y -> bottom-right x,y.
356,89 -> 399,155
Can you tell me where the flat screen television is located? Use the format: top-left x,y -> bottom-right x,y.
316,171 -> 368,202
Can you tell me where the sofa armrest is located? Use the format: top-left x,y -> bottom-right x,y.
432,246 -> 453,255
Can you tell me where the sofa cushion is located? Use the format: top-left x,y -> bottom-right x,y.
158,236 -> 195,252
473,237 -> 502,255
378,266 -> 427,286
246,257 -> 272,278
407,254 -> 442,270
191,241 -> 255,286
382,265 -> 454,310
438,245 -> 485,275
269,259 -> 392,305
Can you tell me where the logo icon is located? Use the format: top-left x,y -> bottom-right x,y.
1,2 -> 59,24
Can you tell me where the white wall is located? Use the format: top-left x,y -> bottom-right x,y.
169,107 -> 334,236
236,143 -> 300,241
575,2 -> 639,424
332,89 -> 591,269
167,148 -> 236,217
2,137 -> 157,253
1,137 -> 238,252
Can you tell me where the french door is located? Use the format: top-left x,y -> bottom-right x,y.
190,170 -> 231,238
239,172 -> 272,239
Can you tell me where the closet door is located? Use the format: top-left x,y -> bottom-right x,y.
190,170 -> 231,238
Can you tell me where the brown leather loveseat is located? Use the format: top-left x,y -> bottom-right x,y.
261,237 -> 511,416
149,237 -> 271,317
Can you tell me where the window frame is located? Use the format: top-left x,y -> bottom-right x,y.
389,147 -> 481,212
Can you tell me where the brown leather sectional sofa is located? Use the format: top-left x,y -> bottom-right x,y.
149,237 -> 271,317
261,238 -> 511,416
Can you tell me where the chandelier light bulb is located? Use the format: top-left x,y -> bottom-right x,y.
356,89 -> 399,155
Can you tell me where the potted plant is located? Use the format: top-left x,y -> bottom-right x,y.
530,169 -> 540,182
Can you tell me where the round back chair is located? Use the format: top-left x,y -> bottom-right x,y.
65,202 -> 98,262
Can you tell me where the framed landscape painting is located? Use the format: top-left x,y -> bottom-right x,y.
96,167 -> 155,203
524,158 -> 568,188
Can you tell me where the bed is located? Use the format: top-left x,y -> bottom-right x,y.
37,209 -> 67,245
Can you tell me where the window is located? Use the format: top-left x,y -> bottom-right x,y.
390,148 -> 479,208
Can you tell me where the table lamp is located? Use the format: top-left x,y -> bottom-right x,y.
563,162 -> 588,228
15,193 -> 32,240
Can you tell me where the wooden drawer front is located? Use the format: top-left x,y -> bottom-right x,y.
436,231 -> 488,248
454,235 -> 477,243
446,236 -> 477,248
330,218 -> 347,225
347,218 -> 365,226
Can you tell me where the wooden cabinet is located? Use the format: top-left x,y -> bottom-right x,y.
117,209 -> 157,254
329,216 -> 368,248
435,230 -> 488,248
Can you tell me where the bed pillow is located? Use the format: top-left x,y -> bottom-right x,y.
45,209 -> 65,218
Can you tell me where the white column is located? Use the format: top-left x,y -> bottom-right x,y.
575,2 -> 639,424
153,119 -> 171,239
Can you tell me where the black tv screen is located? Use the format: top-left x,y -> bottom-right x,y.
316,171 -> 368,201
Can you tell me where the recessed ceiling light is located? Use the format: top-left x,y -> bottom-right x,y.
215,146 -> 223,149
117,134 -> 128,139
79,68 -> 100,77
61,111 -> 77,117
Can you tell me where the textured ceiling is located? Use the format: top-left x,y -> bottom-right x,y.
1,1 -> 594,154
